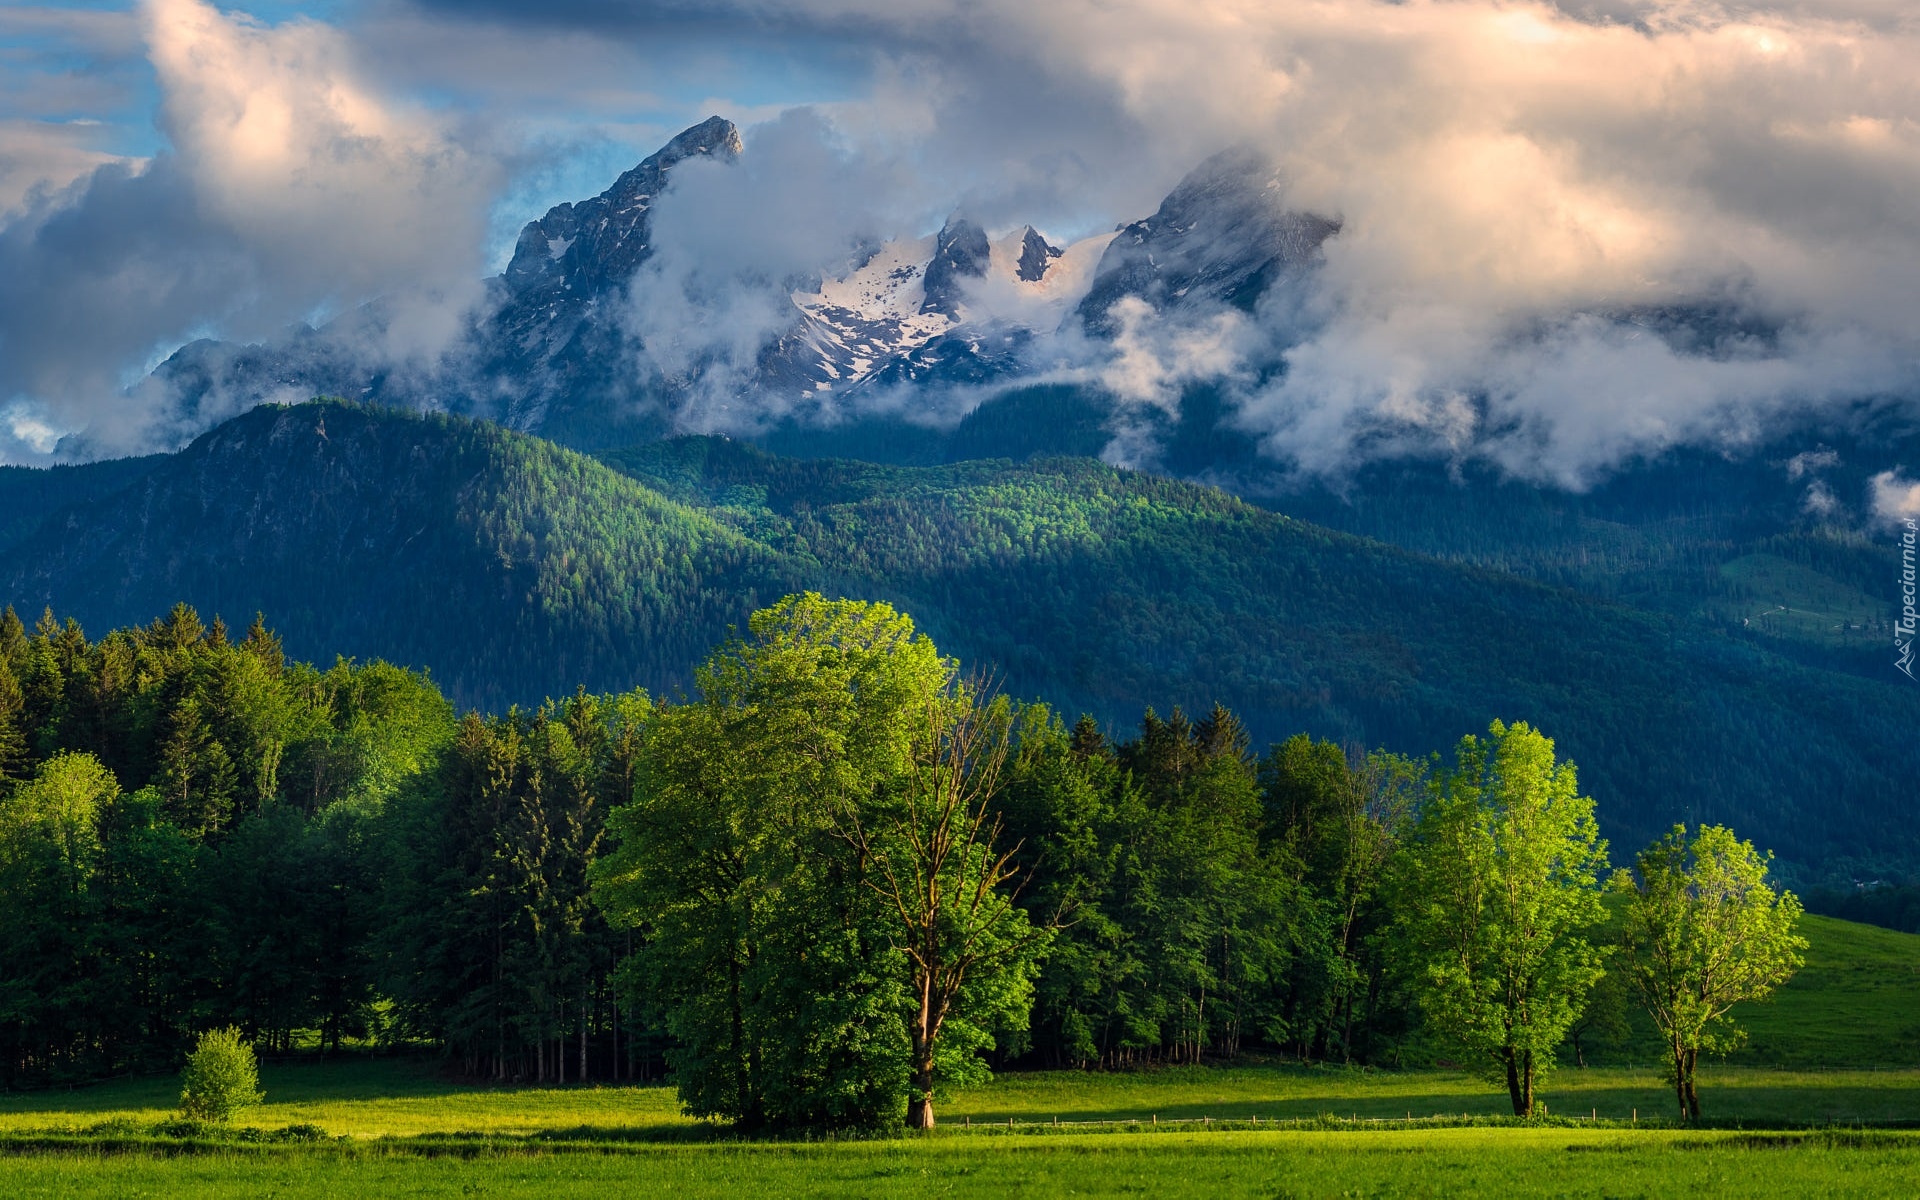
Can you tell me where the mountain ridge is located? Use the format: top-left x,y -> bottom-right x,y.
5,398 -> 1911,874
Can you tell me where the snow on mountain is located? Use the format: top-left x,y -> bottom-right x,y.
132,118 -> 1340,451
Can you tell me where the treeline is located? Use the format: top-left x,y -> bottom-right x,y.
0,597 -> 1803,1129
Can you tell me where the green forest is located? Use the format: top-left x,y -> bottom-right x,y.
0,595 -> 1806,1132
2,401 -> 1914,875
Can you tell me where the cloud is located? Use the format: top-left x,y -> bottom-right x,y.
10,0 -> 1920,483
0,119 -> 128,217
623,109 -> 918,428
540,0 -> 1920,482
1870,469 -> 1920,525
0,0 -> 503,462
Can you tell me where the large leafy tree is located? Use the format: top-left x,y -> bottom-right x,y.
596,594 -> 943,1130
837,677 -> 1050,1129
1392,720 -> 1610,1116
1616,824 -> 1807,1120
595,593 -> 1045,1131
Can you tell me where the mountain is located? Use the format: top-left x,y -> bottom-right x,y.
4,400 -> 1916,876
132,118 -> 1340,455
0,401 -> 794,704
1076,146 -> 1340,336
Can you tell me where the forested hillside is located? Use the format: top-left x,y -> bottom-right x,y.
602,436 -> 1918,869
0,405 -> 796,706
0,401 -> 1914,870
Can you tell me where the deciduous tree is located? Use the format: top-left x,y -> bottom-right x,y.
1392,720 -> 1609,1116
1616,824 -> 1806,1120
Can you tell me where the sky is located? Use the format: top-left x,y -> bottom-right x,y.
3,0 -> 1920,500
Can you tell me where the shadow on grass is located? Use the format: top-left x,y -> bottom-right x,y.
945,1075 -> 1920,1127
0,1055 -> 677,1118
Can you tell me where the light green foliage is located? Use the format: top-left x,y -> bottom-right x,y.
0,753 -> 119,1084
1617,824 -> 1808,1119
1393,721 -> 1610,1115
177,1027 -> 263,1122
0,751 -> 115,876
594,594 -> 1044,1131
841,682 -> 1051,1127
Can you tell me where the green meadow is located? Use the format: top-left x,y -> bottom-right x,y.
3,1129 -> 1920,1199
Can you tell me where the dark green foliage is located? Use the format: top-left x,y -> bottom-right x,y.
377,691 -> 648,1083
599,434 -> 1920,874
2,402 -> 1912,872
1002,707 -> 1315,1071
0,402 -> 797,712
0,604 -> 453,1085
0,597 -> 1820,1139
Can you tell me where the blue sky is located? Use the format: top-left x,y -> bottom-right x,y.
0,1 -> 871,259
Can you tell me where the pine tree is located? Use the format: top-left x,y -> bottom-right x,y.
154,698 -> 238,838
0,656 -> 29,787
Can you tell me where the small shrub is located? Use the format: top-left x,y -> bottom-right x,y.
151,1117 -> 220,1139
270,1123 -> 332,1143
179,1027 -> 265,1123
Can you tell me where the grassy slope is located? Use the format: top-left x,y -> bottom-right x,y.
1719,916 -> 1920,1069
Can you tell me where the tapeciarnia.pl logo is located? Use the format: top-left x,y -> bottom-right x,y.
1899,517 -> 1917,680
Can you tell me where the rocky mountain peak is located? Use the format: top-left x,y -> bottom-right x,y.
920,215 -> 992,317
1077,145 -> 1340,336
503,115 -> 742,299
1016,226 -> 1064,283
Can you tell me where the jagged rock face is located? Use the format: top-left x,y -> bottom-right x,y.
1078,147 -> 1341,336
1016,227 -> 1063,283
502,115 -> 742,304
920,217 -> 992,317
132,123 -> 1343,455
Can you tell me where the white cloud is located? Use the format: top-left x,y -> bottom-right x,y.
589,0 -> 1920,481
1870,469 -> 1920,525
11,0 -> 1920,478
0,0 -> 503,462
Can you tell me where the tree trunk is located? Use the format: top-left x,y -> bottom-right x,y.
1671,1037 -> 1690,1120
907,1020 -> 936,1129
1505,1054 -> 1527,1116
1682,1049 -> 1701,1121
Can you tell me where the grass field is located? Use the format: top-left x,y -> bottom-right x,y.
3,1128 -> 1920,1199
5,1059 -> 1919,1196
1,915 -> 1915,1195
5,1058 -> 1920,1137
